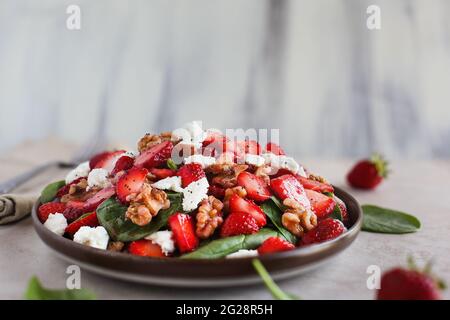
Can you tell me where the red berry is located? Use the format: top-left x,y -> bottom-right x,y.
134,141 -> 173,169
116,167 -> 148,203
208,184 -> 226,199
56,177 -> 84,198
301,218 -> 346,245
237,171 -> 271,202
128,239 -> 165,258
265,142 -> 285,155
377,268 -> 441,300
228,194 -> 266,227
111,156 -> 134,175
258,237 -> 295,255
236,140 -> 262,156
270,174 -> 310,209
168,213 -> 199,253
82,186 -> 116,212
65,212 -> 99,237
347,154 -> 388,190
220,211 -> 260,237
92,150 -> 126,172
305,189 -> 336,218
149,168 -> 177,180
296,175 -> 334,193
177,163 -> 206,188
38,202 -> 66,223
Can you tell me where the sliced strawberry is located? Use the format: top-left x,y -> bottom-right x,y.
111,156 -> 134,175
229,194 -> 266,227
92,150 -> 126,172
237,171 -> 271,202
208,184 -> 225,199
220,211 -> 260,237
128,239 -> 165,258
270,174 -> 310,209
177,163 -> 206,188
66,200 -> 85,209
236,140 -> 261,156
258,237 -> 295,255
203,134 -> 238,158
116,167 -> 148,203
168,213 -> 199,253
65,212 -> 99,237
89,151 -> 110,169
82,186 -> 116,212
305,189 -> 336,218
150,168 -> 176,180
56,177 -> 84,198
38,202 -> 67,223
296,175 -> 334,193
265,142 -> 285,155
134,141 -> 173,169
300,218 -> 346,245
334,195 -> 348,222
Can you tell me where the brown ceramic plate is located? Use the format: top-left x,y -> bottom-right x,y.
32,186 -> 362,287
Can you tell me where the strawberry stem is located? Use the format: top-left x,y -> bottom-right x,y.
370,153 -> 389,178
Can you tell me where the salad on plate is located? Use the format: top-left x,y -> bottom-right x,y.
37,121 -> 348,259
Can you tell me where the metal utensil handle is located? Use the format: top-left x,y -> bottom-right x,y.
0,161 -> 61,194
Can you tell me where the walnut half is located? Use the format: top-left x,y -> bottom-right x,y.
281,198 -> 317,237
126,184 -> 170,226
196,196 -> 224,239
138,131 -> 172,152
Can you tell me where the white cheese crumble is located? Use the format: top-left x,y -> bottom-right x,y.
43,213 -> 67,236
73,226 -> 109,250
87,168 -> 111,190
184,155 -> 216,168
171,121 -> 207,149
262,153 -> 306,177
182,177 -> 209,211
124,150 -> 138,158
65,161 -> 90,184
226,249 -> 259,259
245,154 -> 266,167
145,230 -> 175,256
151,176 -> 184,193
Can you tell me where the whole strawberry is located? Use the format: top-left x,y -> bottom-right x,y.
377,261 -> 444,300
347,153 -> 388,189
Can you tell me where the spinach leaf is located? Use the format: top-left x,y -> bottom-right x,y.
362,204 -> 421,234
25,276 -> 96,300
261,199 -> 297,244
40,180 -> 65,203
329,203 -> 343,221
97,192 -> 182,241
181,228 -> 279,259
252,259 -> 297,300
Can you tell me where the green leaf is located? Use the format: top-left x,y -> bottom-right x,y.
166,159 -> 178,170
181,228 -> 279,259
25,276 -> 96,300
329,203 -> 343,221
261,199 -> 297,244
252,259 -> 296,300
323,192 -> 334,198
40,180 -> 66,203
362,204 -> 421,234
96,193 -> 182,241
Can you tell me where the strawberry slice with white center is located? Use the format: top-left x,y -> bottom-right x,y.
305,189 -> 336,218
82,186 -> 116,212
270,174 -> 311,209
177,163 -> 206,188
134,141 -> 173,169
116,167 -> 148,203
92,150 -> 126,172
228,194 -> 266,227
296,175 -> 334,193
237,171 -> 271,202
168,213 -> 199,253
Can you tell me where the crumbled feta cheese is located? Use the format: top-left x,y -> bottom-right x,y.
245,154 -> 266,167
124,150 -> 138,158
182,177 -> 209,211
226,249 -> 259,259
73,226 -> 109,250
65,161 -> 90,184
152,176 -> 184,193
43,213 -> 67,236
262,153 -> 306,176
184,155 -> 216,168
145,230 -> 175,256
172,121 -> 207,149
87,168 -> 111,190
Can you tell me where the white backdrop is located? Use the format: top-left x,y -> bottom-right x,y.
1,0 -> 449,158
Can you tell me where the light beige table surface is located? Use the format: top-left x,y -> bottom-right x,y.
1,139 -> 449,300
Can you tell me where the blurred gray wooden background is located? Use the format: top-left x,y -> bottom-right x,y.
0,0 -> 449,158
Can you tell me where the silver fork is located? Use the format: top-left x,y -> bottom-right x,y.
0,136 -> 105,194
